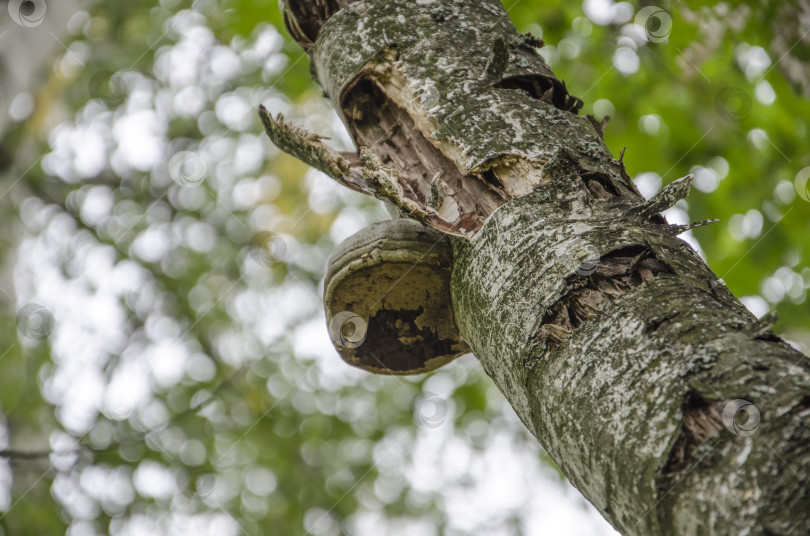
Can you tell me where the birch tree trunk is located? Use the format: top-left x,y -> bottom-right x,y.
265,1 -> 810,534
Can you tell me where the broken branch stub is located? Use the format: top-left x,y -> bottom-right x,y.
275,0 -> 621,237
324,218 -> 469,374
625,173 -> 694,220
258,106 -> 469,237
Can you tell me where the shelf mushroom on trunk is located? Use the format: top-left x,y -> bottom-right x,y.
259,1 -> 810,533
324,218 -> 469,374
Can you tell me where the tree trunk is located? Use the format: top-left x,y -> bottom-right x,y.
265,1 -> 810,534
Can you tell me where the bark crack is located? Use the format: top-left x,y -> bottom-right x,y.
279,0 -> 352,48
534,246 -> 672,348
494,75 -> 583,113
662,393 -> 725,474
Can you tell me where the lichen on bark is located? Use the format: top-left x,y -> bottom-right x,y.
266,1 -> 810,534
450,184 -> 810,534
300,0 -> 639,236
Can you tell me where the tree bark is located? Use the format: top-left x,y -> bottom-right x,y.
266,1 -> 810,534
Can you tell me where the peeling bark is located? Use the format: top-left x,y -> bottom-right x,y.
266,1 -> 810,534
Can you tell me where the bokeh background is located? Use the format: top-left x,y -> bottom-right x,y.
1,0 -> 808,534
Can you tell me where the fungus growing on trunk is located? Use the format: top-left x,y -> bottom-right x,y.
323,218 -> 469,374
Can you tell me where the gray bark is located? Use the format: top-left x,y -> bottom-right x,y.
267,1 -> 810,534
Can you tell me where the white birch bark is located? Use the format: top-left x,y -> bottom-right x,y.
265,1 -> 810,534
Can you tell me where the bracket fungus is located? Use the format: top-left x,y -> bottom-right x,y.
324,218 -> 469,374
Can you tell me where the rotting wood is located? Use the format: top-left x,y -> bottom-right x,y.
264,1 -> 810,534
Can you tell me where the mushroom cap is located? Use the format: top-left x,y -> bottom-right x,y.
324,219 -> 469,374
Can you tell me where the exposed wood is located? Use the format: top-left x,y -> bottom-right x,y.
265,2 -> 810,534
